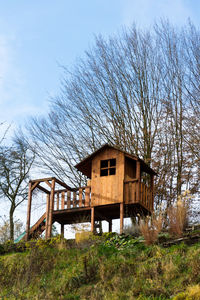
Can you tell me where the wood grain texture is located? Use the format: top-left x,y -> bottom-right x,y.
91,148 -> 124,206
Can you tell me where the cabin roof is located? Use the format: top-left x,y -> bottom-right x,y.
75,144 -> 157,178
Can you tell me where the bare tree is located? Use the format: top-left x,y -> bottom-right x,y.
0,216 -> 24,243
27,20 -> 199,208
0,137 -> 35,241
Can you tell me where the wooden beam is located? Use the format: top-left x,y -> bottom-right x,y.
91,207 -> 95,233
25,182 -> 32,241
47,179 -> 55,238
37,184 -> 50,194
120,203 -> 124,234
45,193 -> 50,239
54,177 -> 73,190
95,211 -> 111,223
54,187 -> 78,193
30,177 -> 55,183
44,180 -> 52,188
31,181 -> 39,191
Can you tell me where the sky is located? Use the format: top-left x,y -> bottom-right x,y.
0,0 -> 200,233
0,0 -> 200,133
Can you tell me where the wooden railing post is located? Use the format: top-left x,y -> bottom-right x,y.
79,188 -> 83,207
136,161 -> 141,203
150,174 -> 154,211
85,186 -> 91,207
25,182 -> 32,241
56,192 -> 59,210
47,179 -> 55,238
61,192 -> 65,210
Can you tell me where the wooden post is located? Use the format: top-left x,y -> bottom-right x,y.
91,207 -> 95,233
25,182 -> 32,241
45,193 -> 50,239
61,223 -> 64,237
61,192 -> 65,209
120,203 -> 124,234
56,192 -> 59,210
47,179 -> 55,238
79,188 -> 82,208
150,174 -> 154,212
108,220 -> 112,233
136,161 -> 141,202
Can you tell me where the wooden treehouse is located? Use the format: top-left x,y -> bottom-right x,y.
25,144 -> 156,240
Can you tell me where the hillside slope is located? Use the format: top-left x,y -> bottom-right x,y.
0,234 -> 200,300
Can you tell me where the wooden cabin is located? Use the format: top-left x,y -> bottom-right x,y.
25,144 -> 156,240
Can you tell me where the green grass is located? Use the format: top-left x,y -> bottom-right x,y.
0,235 -> 200,299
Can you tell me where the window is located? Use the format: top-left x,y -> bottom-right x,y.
100,158 -> 116,176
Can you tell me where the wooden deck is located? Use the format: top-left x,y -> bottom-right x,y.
53,181 -> 153,214
25,176 -> 154,240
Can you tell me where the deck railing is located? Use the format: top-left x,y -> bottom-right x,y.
54,181 -> 153,212
54,186 -> 91,210
124,180 -> 153,212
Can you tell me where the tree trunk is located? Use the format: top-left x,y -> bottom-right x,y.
9,204 -> 15,241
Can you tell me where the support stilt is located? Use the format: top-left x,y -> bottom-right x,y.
47,179 -> 55,238
91,207 -> 95,233
120,203 -> 124,234
108,220 -> 112,233
61,223 -> 64,237
45,193 -> 50,239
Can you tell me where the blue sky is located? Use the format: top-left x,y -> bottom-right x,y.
0,0 -> 200,135
0,0 -> 200,228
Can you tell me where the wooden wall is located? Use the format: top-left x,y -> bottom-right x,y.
91,148 -> 124,206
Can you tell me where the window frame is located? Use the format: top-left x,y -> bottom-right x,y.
100,158 -> 116,177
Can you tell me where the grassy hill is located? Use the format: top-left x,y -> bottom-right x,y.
0,233 -> 200,300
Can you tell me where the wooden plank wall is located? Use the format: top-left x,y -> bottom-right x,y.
91,148 -> 125,206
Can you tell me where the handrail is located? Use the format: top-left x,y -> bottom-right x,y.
124,179 -> 138,183
54,185 -> 91,210
124,181 -> 153,212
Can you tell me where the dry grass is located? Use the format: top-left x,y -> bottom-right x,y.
168,191 -> 190,237
139,212 -> 163,245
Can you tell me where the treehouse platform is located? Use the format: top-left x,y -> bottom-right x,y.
25,144 -> 156,240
